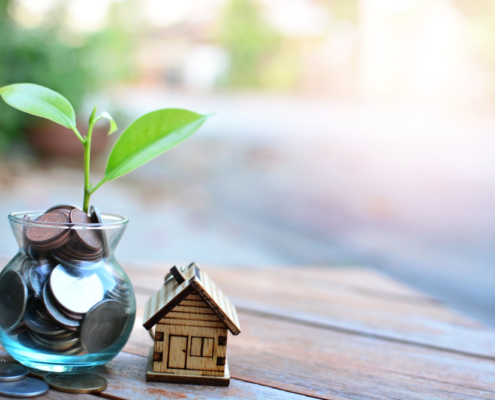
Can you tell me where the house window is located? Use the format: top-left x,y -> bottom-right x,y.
153,352 -> 163,362
155,332 -> 164,341
190,337 -> 214,358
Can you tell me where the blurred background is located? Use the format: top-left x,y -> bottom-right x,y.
0,0 -> 494,326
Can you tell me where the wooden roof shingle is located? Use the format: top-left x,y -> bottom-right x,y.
143,263 -> 241,335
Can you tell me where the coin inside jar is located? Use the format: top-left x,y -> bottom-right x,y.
49,265 -> 103,314
0,363 -> 28,382
0,377 -> 49,398
25,212 -> 70,250
23,302 -> 67,336
80,300 -> 126,353
89,205 -> 110,257
0,271 -> 28,331
69,210 -> 102,251
44,373 -> 107,394
42,283 -> 80,329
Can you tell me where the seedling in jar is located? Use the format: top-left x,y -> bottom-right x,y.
0,83 -> 211,212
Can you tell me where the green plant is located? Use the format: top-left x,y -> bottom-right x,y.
0,83 -> 211,212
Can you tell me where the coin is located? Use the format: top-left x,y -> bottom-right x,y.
89,205 -> 110,257
0,363 -> 28,382
80,300 -> 126,353
25,211 -> 70,250
23,302 -> 67,336
0,377 -> 49,397
42,283 -> 80,329
22,215 -> 31,256
70,210 -> 102,251
46,204 -> 80,213
50,265 -> 104,314
29,261 -> 54,298
44,373 -> 106,394
29,331 -> 78,351
0,271 -> 28,331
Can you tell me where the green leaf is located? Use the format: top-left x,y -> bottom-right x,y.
0,83 -> 76,129
103,108 -> 211,182
98,111 -> 118,135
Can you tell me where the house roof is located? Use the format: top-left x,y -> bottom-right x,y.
142,263 -> 241,335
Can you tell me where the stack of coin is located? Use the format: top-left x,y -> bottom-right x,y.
0,363 -> 49,398
0,204 -> 132,357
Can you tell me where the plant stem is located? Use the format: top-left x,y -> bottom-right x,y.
81,121 -> 95,213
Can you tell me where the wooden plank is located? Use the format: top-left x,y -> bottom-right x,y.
95,351 -> 315,400
127,264 -> 495,358
125,308 -> 495,400
0,347 -> 309,399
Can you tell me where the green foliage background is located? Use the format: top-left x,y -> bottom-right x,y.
0,0 -> 136,151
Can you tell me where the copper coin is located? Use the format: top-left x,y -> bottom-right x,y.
0,271 -> 28,331
44,373 -> 106,394
46,204 -> 80,213
25,212 -> 69,245
69,210 -> 102,251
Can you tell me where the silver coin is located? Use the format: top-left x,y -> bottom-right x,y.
42,283 -> 80,329
50,265 -> 104,314
23,303 -> 67,336
0,271 -> 28,331
17,331 -> 45,352
89,205 -> 110,258
27,246 -> 41,260
106,289 -> 130,304
0,377 -> 49,398
56,344 -> 84,355
29,262 -> 54,298
80,300 -> 127,353
0,363 -> 28,382
29,331 -> 78,351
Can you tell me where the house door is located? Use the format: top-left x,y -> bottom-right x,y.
168,335 -> 188,369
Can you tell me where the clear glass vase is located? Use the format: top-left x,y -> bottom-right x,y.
0,210 -> 136,372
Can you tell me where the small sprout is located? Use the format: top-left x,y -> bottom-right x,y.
0,83 -> 211,212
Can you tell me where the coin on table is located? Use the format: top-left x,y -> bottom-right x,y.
0,271 -> 28,331
0,377 -> 49,398
44,373 -> 107,394
0,363 -> 29,382
80,300 -> 126,353
50,265 -> 104,314
42,283 -> 80,329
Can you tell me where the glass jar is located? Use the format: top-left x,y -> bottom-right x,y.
0,210 -> 136,372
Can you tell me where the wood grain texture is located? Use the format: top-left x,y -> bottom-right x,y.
128,264 -> 495,359
96,350 -> 313,400
147,347 -> 230,386
125,306 -> 495,400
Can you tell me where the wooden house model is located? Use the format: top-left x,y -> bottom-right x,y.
143,263 -> 241,386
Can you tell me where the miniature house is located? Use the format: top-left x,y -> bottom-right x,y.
143,263 -> 241,386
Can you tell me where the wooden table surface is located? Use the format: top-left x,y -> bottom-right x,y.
2,263 -> 495,399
